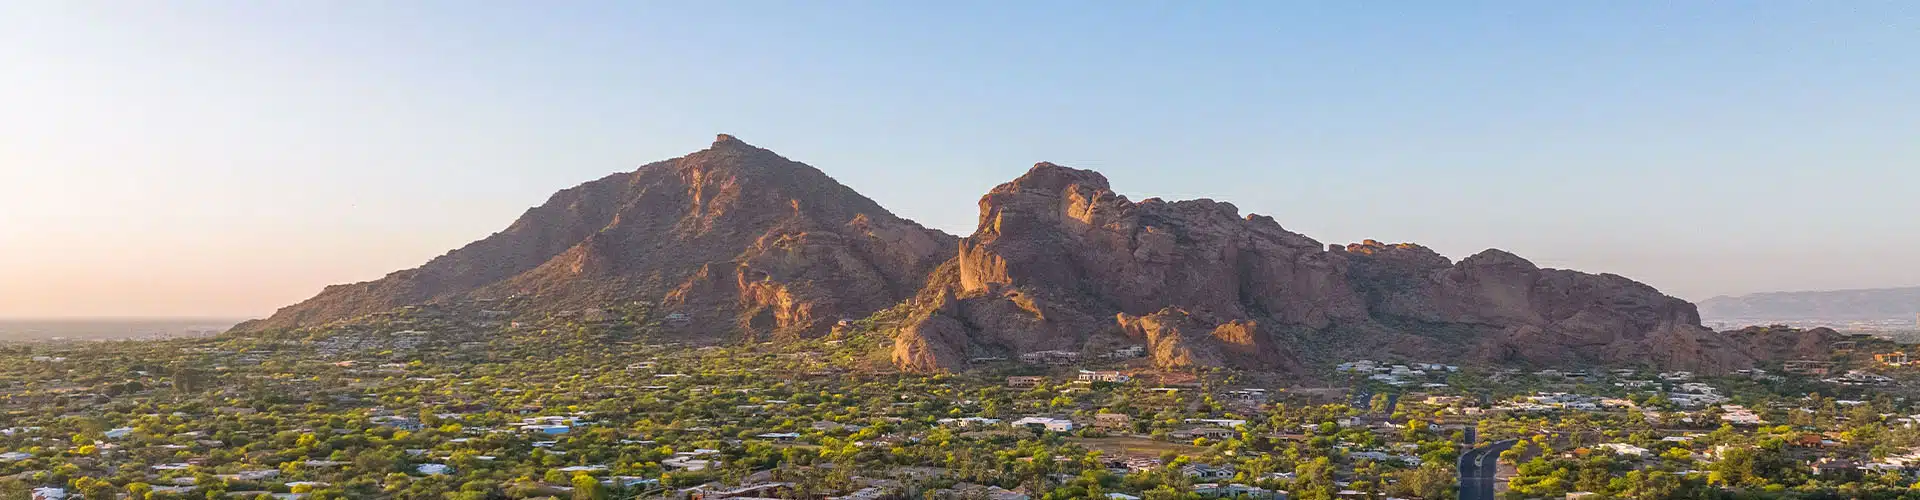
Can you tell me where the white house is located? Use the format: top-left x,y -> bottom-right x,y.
1078,370 -> 1131,383
1012,417 -> 1075,432
1596,443 -> 1651,457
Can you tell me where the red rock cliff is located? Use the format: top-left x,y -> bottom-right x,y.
894,163 -> 1775,373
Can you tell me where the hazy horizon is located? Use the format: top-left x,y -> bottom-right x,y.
5,2 -> 1918,318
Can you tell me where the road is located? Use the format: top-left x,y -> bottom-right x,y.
1349,389 -> 1399,415
1457,438 -> 1517,500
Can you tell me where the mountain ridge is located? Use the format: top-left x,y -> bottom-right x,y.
235,136 -> 1828,373
1701,286 -> 1920,322
888,162 -> 1762,373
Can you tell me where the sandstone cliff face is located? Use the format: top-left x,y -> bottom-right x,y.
1340,241 -> 1755,372
893,163 -> 1779,374
233,135 -> 955,339
894,163 -> 1356,371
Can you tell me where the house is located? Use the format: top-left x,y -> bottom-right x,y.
1007,376 -> 1045,389
1122,456 -> 1163,472
1814,458 -> 1860,476
1019,350 -> 1080,364
937,417 -> 1000,427
371,416 -> 424,431
1181,463 -> 1236,480
1095,413 -> 1133,431
662,455 -> 714,471
1877,352 -> 1911,366
756,432 -> 801,441
663,312 -> 692,327
1172,427 -> 1237,441
416,464 -> 452,475
1192,484 -> 1279,499
604,477 -> 660,488
685,482 -> 794,499
1186,418 -> 1247,428
1106,345 -> 1146,359
1825,370 -> 1894,386
1012,417 -> 1075,432
522,424 -> 570,434
1596,443 -> 1651,457
31,488 -> 66,500
1784,360 -> 1835,376
1721,406 -> 1765,425
216,470 -> 280,482
936,485 -> 1029,500
1338,360 -> 1382,373
1078,370 -> 1130,383
1225,389 -> 1268,402
811,421 -> 858,432
830,487 -> 889,500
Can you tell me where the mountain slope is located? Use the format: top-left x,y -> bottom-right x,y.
231,135 -> 956,338
891,163 -> 1776,374
1700,287 -> 1920,322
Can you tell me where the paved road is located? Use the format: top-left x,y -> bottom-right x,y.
1349,389 -> 1399,415
1457,439 -> 1518,500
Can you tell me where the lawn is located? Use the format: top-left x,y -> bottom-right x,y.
1070,436 -> 1207,457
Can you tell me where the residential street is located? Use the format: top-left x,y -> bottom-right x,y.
1458,439 -> 1518,500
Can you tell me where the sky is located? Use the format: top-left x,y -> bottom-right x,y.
1,2 -> 1917,319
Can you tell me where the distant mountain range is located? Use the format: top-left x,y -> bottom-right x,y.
232,135 -> 1831,373
1700,287 -> 1920,322
0,318 -> 238,341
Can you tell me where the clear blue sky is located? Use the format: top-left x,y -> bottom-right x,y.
2,1 -> 1916,318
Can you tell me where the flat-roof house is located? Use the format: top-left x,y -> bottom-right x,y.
1012,417 -> 1075,432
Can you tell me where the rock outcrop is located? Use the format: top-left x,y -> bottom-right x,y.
232,135 -> 955,339
893,163 -> 1352,371
1723,325 -> 1848,362
892,163 -> 1785,374
1340,241 -> 1755,372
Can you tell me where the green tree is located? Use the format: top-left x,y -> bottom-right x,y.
1292,457 -> 1336,500
571,473 -> 605,500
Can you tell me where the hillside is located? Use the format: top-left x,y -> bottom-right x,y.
1701,287 -> 1920,322
231,135 -> 956,339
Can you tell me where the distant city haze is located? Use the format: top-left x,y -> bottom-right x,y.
3,3 -> 1917,319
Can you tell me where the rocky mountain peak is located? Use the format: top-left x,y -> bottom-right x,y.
232,136 -> 955,338
1458,248 -> 1540,272
1007,162 -> 1113,192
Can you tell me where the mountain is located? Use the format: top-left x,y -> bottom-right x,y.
238,139 -> 1822,374
231,135 -> 956,339
1700,287 -> 1920,322
890,163 -> 1773,374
